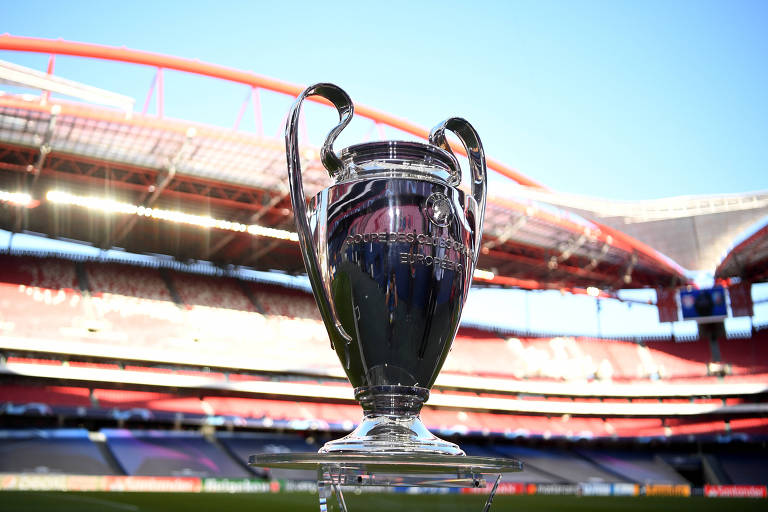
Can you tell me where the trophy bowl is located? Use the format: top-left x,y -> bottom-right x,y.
309,170 -> 473,455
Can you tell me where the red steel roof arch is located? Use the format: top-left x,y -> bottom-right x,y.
0,34 -> 543,189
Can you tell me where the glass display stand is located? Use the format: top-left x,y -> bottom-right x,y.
250,452 -> 522,512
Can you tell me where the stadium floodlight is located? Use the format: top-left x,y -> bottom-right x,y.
45,189 -> 298,241
0,190 -> 33,207
473,268 -> 496,280
246,224 -> 299,241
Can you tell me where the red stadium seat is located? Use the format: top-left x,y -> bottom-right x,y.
604,417 -> 666,438
720,335 -> 768,374
86,262 -> 173,302
248,282 -> 320,319
0,254 -> 78,290
170,271 -> 255,312
665,418 -> 726,436
0,384 -> 91,407
730,417 -> 768,436
93,389 -> 206,415
644,339 -> 710,379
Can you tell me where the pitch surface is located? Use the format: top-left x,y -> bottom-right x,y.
1,492 -> 766,512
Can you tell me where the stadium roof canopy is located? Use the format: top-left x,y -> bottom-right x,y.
0,35 -> 688,291
514,187 -> 768,273
716,219 -> 768,283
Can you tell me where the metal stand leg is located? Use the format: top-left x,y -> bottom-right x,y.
316,465 -> 505,511
318,466 -> 349,512
330,480 -> 348,512
481,474 -> 502,512
317,476 -> 332,512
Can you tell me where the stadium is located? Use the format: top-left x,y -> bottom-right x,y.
0,33 -> 767,511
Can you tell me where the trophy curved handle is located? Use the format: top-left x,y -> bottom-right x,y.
286,83 -> 353,344
428,118 -> 487,264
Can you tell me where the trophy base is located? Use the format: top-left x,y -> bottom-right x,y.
249,451 -> 522,478
249,451 -> 522,511
319,414 -> 464,456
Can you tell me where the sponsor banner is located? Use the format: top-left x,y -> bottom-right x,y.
280,480 -> 318,493
0,474 -> 68,491
103,476 -> 202,493
645,484 -> 691,497
0,475 -> 17,491
66,475 -> 105,492
581,483 -> 612,496
461,482 -> 525,496
202,478 -> 275,494
705,485 -> 767,498
612,483 -> 639,497
496,482 -> 526,495
534,483 -> 580,496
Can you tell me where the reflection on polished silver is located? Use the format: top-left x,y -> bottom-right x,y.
285,83 -> 487,456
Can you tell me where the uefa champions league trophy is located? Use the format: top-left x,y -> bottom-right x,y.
251,83 -> 520,510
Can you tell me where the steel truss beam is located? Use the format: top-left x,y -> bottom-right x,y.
204,188 -> 291,260
0,146 -> 682,288
0,144 -> 283,215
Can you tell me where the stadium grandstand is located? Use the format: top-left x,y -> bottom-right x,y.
0,35 -> 767,504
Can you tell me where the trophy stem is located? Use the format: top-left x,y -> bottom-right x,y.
319,385 -> 465,456
355,385 -> 428,417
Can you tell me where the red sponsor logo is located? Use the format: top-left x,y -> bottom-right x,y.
705,485 -> 767,498
496,483 -> 525,495
103,476 -> 202,493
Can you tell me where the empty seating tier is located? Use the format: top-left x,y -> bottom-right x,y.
0,429 -> 119,475
102,429 -> 251,478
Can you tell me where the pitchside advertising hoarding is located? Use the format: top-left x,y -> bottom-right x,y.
704,485 -> 768,498
1,475 -> 766,498
644,484 -> 692,497
0,475 -> 266,493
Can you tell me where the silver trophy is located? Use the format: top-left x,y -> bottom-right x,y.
252,83 -> 519,509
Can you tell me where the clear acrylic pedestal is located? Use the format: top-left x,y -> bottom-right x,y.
250,452 -> 522,512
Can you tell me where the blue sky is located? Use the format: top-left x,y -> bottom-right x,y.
2,0 -> 767,200
1,1 -> 767,336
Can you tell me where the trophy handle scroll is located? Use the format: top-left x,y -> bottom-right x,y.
285,83 -> 354,345
429,117 -> 488,275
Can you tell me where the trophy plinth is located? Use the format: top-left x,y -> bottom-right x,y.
251,83 -> 521,510
249,452 -> 522,478
249,452 -> 522,512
